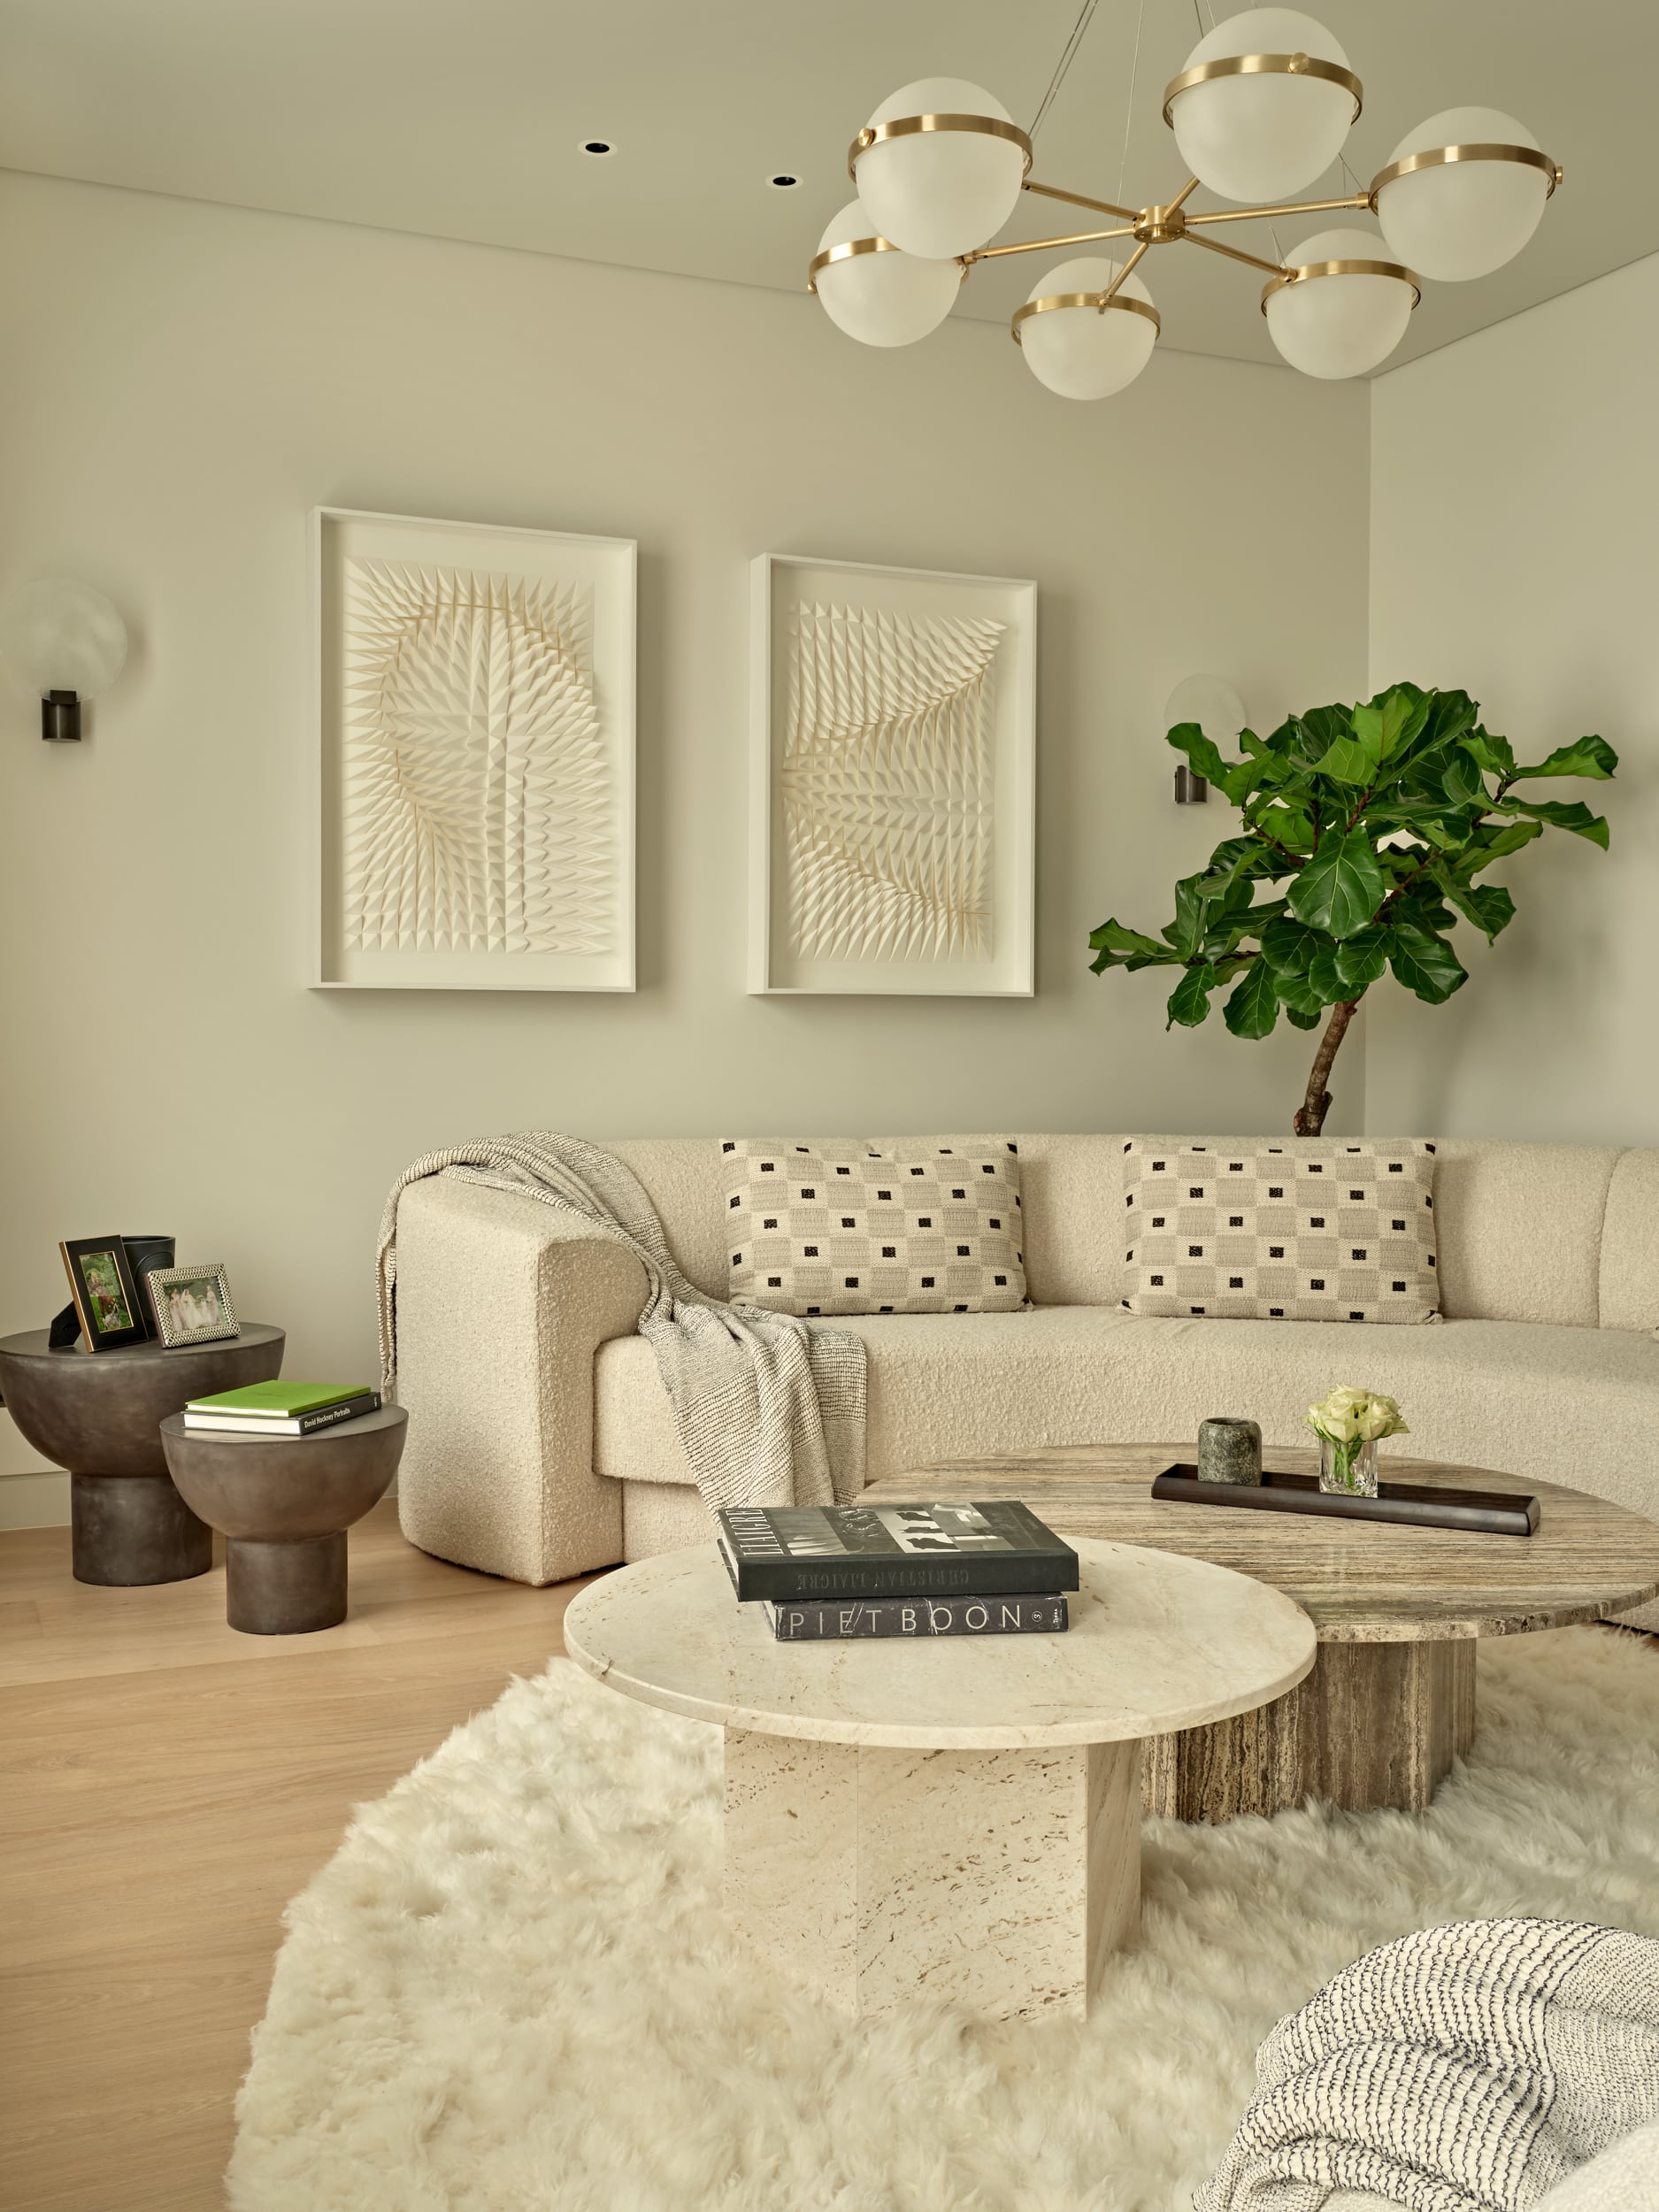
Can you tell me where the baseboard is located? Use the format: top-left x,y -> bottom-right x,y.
0,1468 -> 71,1530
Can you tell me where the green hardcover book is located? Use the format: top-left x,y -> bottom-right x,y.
183,1381 -> 375,1417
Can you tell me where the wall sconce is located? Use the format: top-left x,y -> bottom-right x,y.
1164,674 -> 1248,804
0,580 -> 129,742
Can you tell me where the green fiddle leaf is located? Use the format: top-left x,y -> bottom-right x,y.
1388,924 -> 1468,1004
1463,724 -> 1516,780
1287,826 -> 1386,940
1087,918 -> 1179,973
1166,964 -> 1221,1029
1274,964 -> 1328,1018
1471,818 -> 1543,864
1259,915 -> 1324,975
1165,722 -> 1230,787
1329,926 -> 1392,995
1437,873 -> 1516,941
1310,726 -> 1382,786
1248,803 -> 1316,853
1511,735 -> 1618,781
1497,797 -> 1610,849
1223,958 -> 1281,1039
1414,689 -> 1479,755
1284,1002 -> 1323,1031
1294,704 -> 1351,763
1440,746 -> 1486,807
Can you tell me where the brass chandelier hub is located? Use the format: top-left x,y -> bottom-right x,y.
1133,204 -> 1188,246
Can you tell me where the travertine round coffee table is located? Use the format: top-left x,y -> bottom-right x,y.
563,1538 -> 1314,2022
863,1446 -> 1659,1823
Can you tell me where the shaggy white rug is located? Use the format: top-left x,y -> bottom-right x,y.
229,1627 -> 1659,2212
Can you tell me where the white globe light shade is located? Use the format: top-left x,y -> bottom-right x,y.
1165,674 -> 1248,747
0,579 -> 128,700
1374,107 -> 1550,282
1170,9 -> 1356,204
811,202 -> 961,348
855,77 -> 1025,258
1264,227 -> 1416,379
1018,257 -> 1158,400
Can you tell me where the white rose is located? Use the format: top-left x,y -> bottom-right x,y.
1356,1391 -> 1408,1441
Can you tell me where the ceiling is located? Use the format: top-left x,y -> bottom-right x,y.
1,0 -> 1650,373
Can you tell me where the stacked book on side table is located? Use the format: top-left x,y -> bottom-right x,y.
715,1500 -> 1079,1641
182,1380 -> 382,1436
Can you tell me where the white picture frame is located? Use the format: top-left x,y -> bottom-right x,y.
311,507 -> 636,991
749,553 -> 1036,996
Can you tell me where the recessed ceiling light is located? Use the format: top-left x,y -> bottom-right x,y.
768,173 -> 800,188
581,140 -> 614,157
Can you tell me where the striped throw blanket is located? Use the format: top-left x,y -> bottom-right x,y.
1200,1918 -> 1659,2212
377,1133 -> 865,1516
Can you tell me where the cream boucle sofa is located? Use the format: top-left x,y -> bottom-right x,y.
393,1135 -> 1659,1628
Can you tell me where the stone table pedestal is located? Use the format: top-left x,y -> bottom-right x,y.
563,1540 -> 1315,2022
0,1325 -> 285,1586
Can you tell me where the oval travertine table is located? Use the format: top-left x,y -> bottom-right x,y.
562,1538 -> 1316,2022
862,1445 -> 1659,1823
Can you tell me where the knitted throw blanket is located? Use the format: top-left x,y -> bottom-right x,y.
1199,1918 -> 1659,2212
376,1133 -> 865,1516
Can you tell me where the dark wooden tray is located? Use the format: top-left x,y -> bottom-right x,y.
1152,1464 -> 1540,1537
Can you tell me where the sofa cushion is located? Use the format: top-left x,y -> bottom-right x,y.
593,1310 -> 1659,1537
721,1140 -> 1025,1316
1599,1148 -> 1659,1334
1121,1138 -> 1440,1324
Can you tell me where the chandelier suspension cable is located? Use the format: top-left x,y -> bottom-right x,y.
1116,0 -> 1148,206
1028,0 -> 1102,143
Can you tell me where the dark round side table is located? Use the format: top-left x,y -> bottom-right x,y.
159,1405 -> 407,1634
0,1324 -> 285,1586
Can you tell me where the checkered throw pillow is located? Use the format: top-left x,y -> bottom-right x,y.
1120,1138 -> 1440,1323
722,1141 -> 1026,1317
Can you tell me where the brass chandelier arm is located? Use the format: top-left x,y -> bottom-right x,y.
963,223 -> 1137,266
1164,174 -> 1202,216
1181,230 -> 1288,279
1096,237 -> 1152,307
1022,178 -> 1141,222
1183,192 -> 1373,227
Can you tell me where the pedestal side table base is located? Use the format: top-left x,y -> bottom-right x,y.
227,1532 -> 348,1635
724,1731 -> 1141,2021
71,1472 -> 212,1586
1145,1637 -> 1479,1820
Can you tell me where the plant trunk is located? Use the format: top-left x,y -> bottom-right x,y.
1294,998 -> 1360,1136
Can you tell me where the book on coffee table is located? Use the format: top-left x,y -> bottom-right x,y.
764,1592 -> 1069,1640
182,1381 -> 380,1436
715,1500 -> 1079,1603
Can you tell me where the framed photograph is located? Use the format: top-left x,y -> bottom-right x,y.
749,553 -> 1037,996
59,1238 -> 150,1352
312,507 -> 637,992
147,1263 -> 241,1349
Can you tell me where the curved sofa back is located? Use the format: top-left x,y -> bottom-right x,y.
600,1134 -> 1659,1332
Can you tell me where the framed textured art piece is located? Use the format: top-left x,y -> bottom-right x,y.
749,554 -> 1036,995
312,508 -> 635,990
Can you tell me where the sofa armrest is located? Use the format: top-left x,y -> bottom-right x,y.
393,1177 -> 649,1585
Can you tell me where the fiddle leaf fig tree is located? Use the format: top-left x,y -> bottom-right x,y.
1088,684 -> 1617,1134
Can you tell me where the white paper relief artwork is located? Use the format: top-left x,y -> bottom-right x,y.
782,602 -> 1004,964
342,558 -> 611,955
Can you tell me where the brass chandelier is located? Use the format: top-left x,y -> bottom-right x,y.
808,7 -> 1563,395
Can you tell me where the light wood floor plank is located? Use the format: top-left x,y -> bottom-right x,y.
0,1501 -> 597,2212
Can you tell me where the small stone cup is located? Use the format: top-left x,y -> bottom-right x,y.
1197,1416 -> 1263,1486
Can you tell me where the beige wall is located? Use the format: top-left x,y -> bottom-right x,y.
1367,253 -> 1659,1145
0,173 -> 1370,1500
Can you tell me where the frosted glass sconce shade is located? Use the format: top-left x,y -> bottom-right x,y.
0,579 -> 128,741
1373,108 -> 1554,281
1016,257 -> 1159,399
1167,9 -> 1357,204
810,202 -> 963,346
853,78 -> 1028,258
1263,226 -> 1417,378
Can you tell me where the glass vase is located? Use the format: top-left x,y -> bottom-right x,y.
1318,1436 -> 1379,1498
